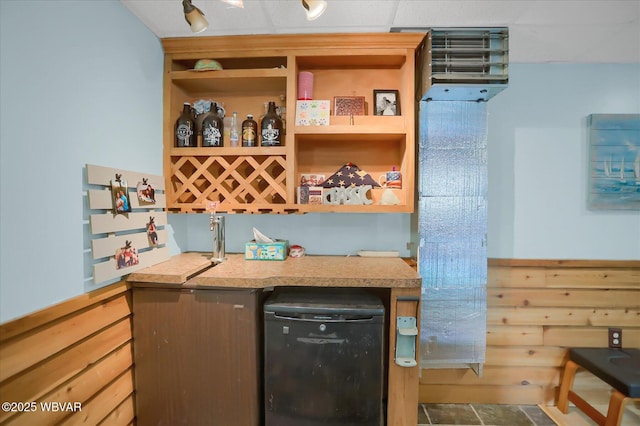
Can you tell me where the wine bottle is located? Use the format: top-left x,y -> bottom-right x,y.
175,103 -> 196,147
260,101 -> 283,146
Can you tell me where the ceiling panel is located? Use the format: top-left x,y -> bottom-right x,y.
119,0 -> 640,63
266,0 -> 399,32
393,1 -> 529,27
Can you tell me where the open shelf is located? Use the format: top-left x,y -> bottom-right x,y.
162,33 -> 424,214
170,147 -> 287,157
296,53 -> 408,69
171,68 -> 287,94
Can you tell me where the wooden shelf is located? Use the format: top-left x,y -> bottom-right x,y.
169,147 -> 287,156
171,68 -> 287,93
296,53 -> 408,69
162,33 -> 425,214
294,203 -> 410,213
295,129 -> 405,140
167,203 -> 410,214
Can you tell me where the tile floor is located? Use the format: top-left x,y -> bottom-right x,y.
417,404 -> 556,426
417,403 -> 640,426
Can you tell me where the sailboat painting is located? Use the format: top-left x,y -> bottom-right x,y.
589,114 -> 640,210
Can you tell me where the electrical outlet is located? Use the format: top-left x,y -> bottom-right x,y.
609,328 -> 622,348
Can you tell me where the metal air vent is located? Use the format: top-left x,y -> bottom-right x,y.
422,27 -> 509,101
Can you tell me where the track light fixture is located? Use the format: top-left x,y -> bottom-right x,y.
301,0 -> 327,21
220,0 -> 244,7
182,0 -> 208,33
182,0 -> 322,32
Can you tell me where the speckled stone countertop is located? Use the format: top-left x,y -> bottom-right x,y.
128,252 -> 421,289
127,252 -> 212,284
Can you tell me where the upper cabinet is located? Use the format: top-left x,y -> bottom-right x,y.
161,33 -> 426,214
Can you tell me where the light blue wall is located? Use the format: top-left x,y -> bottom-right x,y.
487,64 -> 640,259
0,0 -> 164,322
178,213 -> 412,256
0,2 -> 638,323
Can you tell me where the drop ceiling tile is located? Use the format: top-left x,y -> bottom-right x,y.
265,0 -> 399,30
393,1 -> 529,27
119,0 -> 640,63
511,0 -> 640,25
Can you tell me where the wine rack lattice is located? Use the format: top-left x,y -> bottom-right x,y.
169,155 -> 287,213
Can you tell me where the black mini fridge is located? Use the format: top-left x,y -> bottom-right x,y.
264,288 -> 385,426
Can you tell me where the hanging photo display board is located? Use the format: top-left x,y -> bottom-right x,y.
86,164 -> 170,285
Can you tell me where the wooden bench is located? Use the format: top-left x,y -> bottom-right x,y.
557,348 -> 640,426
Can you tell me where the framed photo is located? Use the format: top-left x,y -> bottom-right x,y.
374,90 -> 400,116
300,173 -> 325,186
111,177 -> 131,214
146,216 -> 159,246
333,96 -> 365,116
137,179 -> 156,206
116,240 -> 139,270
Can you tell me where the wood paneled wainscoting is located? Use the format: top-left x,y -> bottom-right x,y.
1,259 -> 637,423
419,259 -> 640,406
0,281 -> 134,425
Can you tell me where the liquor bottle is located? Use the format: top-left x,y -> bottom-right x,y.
201,103 -> 224,147
229,112 -> 240,147
242,114 -> 258,147
260,101 -> 283,146
175,103 -> 196,147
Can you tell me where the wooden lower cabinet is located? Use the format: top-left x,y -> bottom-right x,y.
132,286 -> 262,425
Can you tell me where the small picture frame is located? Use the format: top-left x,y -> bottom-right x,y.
374,90 -> 400,116
111,175 -> 131,214
300,174 -> 325,186
333,96 -> 365,116
146,216 -> 158,247
116,240 -> 139,270
136,179 -> 156,206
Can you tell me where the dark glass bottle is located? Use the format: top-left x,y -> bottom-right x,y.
201,103 -> 224,147
260,101 -> 283,146
175,103 -> 196,147
242,114 -> 258,147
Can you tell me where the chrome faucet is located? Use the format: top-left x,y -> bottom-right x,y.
209,213 -> 225,264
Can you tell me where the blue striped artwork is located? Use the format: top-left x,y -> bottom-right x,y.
588,114 -> 640,210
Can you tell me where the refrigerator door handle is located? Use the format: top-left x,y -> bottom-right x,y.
296,337 -> 346,344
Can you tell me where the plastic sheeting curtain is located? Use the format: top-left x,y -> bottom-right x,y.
418,101 -> 488,368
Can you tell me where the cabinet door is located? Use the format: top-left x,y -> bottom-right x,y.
133,287 -> 261,426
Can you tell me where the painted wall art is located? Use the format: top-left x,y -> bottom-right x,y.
588,114 -> 640,210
